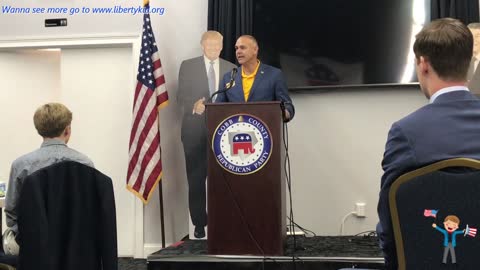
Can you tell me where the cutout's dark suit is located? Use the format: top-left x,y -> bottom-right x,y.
177,56 -> 236,230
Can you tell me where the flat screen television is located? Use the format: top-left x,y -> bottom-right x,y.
253,0 -> 430,89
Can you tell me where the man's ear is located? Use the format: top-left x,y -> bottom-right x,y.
64,125 -> 71,137
419,56 -> 429,74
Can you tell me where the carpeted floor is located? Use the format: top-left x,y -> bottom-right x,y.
0,257 -> 148,270
118,258 -> 147,270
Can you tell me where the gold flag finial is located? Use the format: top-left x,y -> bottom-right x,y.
143,0 -> 149,7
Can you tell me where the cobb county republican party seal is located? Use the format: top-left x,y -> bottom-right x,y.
212,114 -> 273,175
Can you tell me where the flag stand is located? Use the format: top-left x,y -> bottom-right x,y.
159,181 -> 166,248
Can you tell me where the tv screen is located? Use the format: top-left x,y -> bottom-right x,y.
253,0 -> 429,88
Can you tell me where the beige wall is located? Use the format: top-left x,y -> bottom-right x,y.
287,87 -> 426,235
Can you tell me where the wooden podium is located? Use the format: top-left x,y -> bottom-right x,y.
205,101 -> 286,256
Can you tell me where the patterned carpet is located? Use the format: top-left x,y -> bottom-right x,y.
118,258 -> 147,270
151,235 -> 383,257
122,236 -> 382,269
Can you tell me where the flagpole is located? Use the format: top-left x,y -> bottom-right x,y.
159,180 -> 166,248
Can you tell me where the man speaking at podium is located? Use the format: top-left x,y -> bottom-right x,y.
214,35 -> 295,121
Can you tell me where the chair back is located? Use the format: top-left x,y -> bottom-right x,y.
17,161 -> 117,270
390,158 -> 480,270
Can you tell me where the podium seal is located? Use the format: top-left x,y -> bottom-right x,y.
212,114 -> 272,175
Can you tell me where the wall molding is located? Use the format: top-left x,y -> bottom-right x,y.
0,34 -> 139,49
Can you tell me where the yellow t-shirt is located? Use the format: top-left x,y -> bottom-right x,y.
242,61 -> 261,101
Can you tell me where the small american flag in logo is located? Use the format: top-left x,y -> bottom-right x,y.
465,224 -> 477,238
424,209 -> 438,218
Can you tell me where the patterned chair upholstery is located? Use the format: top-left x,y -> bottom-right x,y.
390,158 -> 480,270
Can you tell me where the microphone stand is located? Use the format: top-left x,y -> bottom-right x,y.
207,68 -> 237,103
208,83 -> 233,103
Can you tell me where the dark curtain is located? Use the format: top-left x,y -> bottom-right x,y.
431,0 -> 479,24
208,0 -> 253,63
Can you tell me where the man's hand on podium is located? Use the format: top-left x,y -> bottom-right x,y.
192,97 -> 206,115
283,109 -> 291,122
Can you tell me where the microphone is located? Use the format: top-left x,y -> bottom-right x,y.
227,67 -> 238,85
208,67 -> 237,102
280,101 -> 292,111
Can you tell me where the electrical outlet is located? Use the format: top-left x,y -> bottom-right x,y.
355,202 -> 366,217
287,231 -> 306,236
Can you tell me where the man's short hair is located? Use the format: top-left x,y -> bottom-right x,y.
33,103 -> 72,138
200,31 -> 223,44
238,35 -> 258,48
444,215 -> 460,225
413,18 -> 473,81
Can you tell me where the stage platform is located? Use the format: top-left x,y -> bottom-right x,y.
147,235 -> 385,270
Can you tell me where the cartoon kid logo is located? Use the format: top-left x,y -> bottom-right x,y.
432,215 -> 465,264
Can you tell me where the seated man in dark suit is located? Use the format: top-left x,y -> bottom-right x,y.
215,35 -> 295,121
376,18 -> 480,269
4,103 -> 93,254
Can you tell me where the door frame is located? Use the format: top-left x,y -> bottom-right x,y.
0,35 -> 145,258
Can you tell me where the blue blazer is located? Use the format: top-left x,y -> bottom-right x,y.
215,63 -> 295,119
377,90 -> 480,269
435,226 -> 463,247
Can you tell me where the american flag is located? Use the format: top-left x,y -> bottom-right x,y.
424,209 -> 438,218
465,224 -> 477,238
127,4 -> 168,203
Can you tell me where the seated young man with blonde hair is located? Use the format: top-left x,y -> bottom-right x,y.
4,103 -> 93,255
